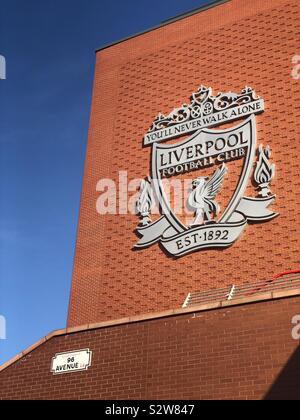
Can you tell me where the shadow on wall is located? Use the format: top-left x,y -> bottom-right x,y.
265,345 -> 300,400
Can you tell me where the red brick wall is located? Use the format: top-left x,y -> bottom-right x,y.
1,296 -> 300,400
68,0 -> 300,326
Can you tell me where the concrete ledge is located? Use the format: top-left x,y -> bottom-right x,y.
21,338 -> 47,357
0,354 -> 23,372
176,301 -> 222,313
1,287 -> 300,373
273,288 -> 300,299
66,325 -> 89,335
221,292 -> 273,307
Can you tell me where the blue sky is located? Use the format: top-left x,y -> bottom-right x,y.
0,0 -> 210,364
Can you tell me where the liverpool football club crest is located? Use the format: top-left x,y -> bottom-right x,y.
135,86 -> 278,257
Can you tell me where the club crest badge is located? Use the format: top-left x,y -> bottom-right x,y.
135,86 -> 278,257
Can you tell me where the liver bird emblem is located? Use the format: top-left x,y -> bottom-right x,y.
188,164 -> 227,227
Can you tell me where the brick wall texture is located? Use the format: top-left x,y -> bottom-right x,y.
1,296 -> 300,400
67,0 -> 300,327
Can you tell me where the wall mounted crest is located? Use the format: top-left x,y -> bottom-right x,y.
135,86 -> 278,257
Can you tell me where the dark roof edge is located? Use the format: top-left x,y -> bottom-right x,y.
95,0 -> 230,53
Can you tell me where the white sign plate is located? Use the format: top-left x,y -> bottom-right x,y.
51,349 -> 92,375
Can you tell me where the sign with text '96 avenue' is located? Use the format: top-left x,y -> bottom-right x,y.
51,349 -> 92,375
